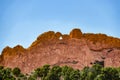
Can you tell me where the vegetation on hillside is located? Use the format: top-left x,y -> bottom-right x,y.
0,64 -> 120,80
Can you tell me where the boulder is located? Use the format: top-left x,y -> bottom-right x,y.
69,28 -> 82,39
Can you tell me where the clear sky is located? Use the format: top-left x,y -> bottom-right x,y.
0,0 -> 120,53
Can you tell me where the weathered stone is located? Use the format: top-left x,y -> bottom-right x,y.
62,34 -> 70,40
55,32 -> 62,39
69,28 -> 82,39
37,31 -> 55,40
0,28 -> 120,73
30,31 -> 56,48
1,46 -> 12,55
13,45 -> 25,52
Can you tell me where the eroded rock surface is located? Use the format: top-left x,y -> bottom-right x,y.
0,28 -> 120,73
70,29 -> 82,39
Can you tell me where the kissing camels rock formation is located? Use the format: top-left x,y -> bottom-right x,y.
0,28 -> 120,73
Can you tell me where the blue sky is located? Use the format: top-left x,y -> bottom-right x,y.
0,0 -> 120,53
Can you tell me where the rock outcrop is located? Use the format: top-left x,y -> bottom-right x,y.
0,28 -> 120,73
70,29 -> 82,39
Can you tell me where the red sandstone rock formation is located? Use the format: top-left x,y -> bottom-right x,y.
0,28 -> 120,73
70,29 -> 82,39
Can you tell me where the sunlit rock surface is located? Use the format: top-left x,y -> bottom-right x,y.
0,28 -> 120,73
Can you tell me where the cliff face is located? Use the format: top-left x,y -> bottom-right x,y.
0,28 -> 120,73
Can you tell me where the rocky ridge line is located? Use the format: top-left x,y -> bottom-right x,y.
0,28 -> 120,73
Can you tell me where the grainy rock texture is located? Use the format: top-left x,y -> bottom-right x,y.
0,28 -> 120,73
